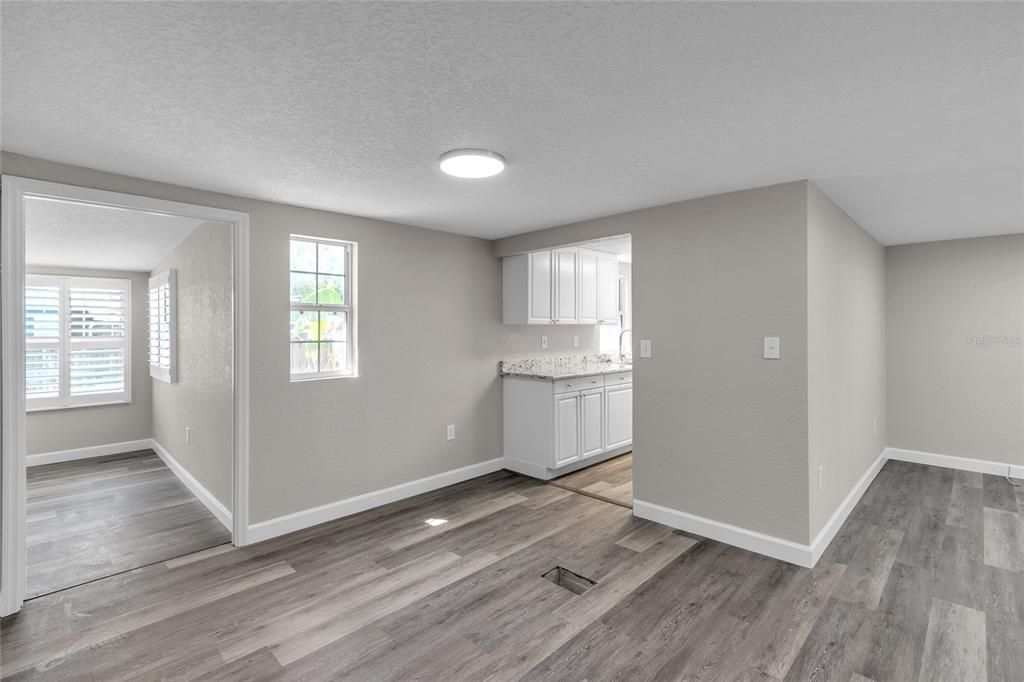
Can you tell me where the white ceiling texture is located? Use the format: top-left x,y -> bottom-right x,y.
2,2 -> 1021,245
25,198 -> 206,271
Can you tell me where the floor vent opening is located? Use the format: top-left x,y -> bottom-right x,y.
542,566 -> 597,595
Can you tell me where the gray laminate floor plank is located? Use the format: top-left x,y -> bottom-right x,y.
549,452 -> 633,507
23,451 -> 230,598
4,461 -> 1022,681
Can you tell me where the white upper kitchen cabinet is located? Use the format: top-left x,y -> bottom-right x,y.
597,254 -> 619,324
503,250 -> 553,324
503,246 -> 622,326
578,250 -> 599,324
553,247 -> 579,323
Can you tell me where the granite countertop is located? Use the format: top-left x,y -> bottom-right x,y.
499,354 -> 633,380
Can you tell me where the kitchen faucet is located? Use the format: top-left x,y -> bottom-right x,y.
618,329 -> 632,362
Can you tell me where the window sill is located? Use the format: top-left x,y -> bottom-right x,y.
290,372 -> 359,383
27,399 -> 132,413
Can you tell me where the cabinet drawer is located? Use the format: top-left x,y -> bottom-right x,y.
604,371 -> 632,386
553,375 -> 603,394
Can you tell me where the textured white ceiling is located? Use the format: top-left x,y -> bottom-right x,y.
2,2 -> 1021,244
25,198 -> 205,271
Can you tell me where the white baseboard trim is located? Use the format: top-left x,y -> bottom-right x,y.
502,456 -> 553,480
885,447 -> 1024,479
245,457 -> 505,545
26,439 -> 153,467
809,449 -> 887,566
151,439 -> 232,532
636,448 -> 887,569
634,499 -> 816,567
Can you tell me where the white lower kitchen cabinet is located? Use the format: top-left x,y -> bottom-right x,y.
503,371 -> 633,480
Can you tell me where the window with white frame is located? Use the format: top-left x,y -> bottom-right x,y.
289,235 -> 356,379
148,270 -> 177,383
25,274 -> 132,409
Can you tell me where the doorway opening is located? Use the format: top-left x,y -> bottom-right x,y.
1,177 -> 250,616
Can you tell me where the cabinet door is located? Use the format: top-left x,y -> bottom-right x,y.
528,250 -> 553,324
580,388 -> 604,457
578,250 -> 599,324
554,393 -> 581,466
597,255 -> 619,324
604,384 -> 633,449
553,248 -> 579,323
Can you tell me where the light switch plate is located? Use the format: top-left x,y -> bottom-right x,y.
639,339 -> 652,358
763,336 -> 781,360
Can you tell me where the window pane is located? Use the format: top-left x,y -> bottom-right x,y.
70,347 -> 124,395
25,285 -> 60,338
70,286 -> 126,337
26,347 -> 59,398
290,239 -> 316,272
290,272 -> 316,304
290,310 -> 318,341
320,311 -> 347,341
317,274 -> 345,305
290,342 -> 319,375
318,243 -> 346,275
320,342 -> 347,373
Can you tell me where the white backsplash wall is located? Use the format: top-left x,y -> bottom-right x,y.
498,324 -> 600,358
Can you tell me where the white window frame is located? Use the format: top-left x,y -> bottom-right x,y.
289,235 -> 357,381
148,269 -> 178,383
25,273 -> 132,411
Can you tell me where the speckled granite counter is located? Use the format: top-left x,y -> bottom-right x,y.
499,354 -> 633,380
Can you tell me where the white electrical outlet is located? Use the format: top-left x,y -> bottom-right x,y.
763,336 -> 781,360
446,424 -> 455,441
185,427 -> 191,445
817,466 -> 823,490
573,335 -> 579,348
541,335 -> 548,349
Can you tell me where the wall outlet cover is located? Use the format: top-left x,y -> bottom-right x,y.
446,424 -> 455,441
639,339 -> 652,358
541,335 -> 549,349
763,336 -> 781,360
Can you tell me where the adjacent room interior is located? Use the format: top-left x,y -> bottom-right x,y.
0,2 -> 1022,680
22,196 -> 234,598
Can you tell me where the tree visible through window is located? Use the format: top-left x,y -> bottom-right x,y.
289,236 -> 356,379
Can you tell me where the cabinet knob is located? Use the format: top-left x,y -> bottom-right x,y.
566,383 -> 573,388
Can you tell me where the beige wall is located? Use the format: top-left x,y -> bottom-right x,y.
887,234 -> 1024,465
806,183 -> 886,539
25,266 -> 153,455
151,223 -> 234,507
2,153 -> 512,524
502,182 -> 813,543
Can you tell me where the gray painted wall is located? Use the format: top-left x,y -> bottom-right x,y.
151,222 -> 234,507
886,234 -> 1024,465
25,266 -> 153,455
499,182 -> 813,543
2,153 -> 566,525
806,183 -> 886,539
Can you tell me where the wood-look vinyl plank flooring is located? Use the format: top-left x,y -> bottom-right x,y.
3,460 -> 1022,680
23,450 -> 231,598
549,452 -> 633,508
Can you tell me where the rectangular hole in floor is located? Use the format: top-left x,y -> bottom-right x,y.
542,566 -> 597,595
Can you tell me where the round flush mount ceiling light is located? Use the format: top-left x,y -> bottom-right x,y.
439,148 -> 506,178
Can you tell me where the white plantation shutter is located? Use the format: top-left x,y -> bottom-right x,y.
148,270 -> 177,383
25,274 -> 131,409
